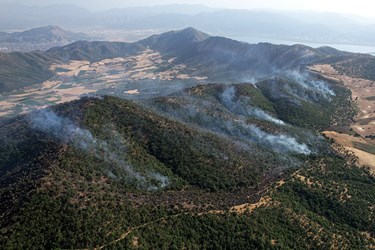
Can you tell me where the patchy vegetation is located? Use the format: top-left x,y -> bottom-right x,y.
1,81 -> 372,249
0,28 -> 374,249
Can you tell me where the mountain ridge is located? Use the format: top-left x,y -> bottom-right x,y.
0,25 -> 92,52
1,4 -> 374,47
0,25 -> 90,43
0,27 -> 363,93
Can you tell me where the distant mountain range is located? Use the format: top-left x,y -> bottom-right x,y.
1,4 -> 375,47
1,27 -> 373,93
0,25 -> 92,52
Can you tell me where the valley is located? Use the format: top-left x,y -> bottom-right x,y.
0,48 -> 206,118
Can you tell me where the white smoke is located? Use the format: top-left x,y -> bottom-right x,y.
284,70 -> 335,101
151,86 -> 311,155
246,124 -> 311,155
220,86 -> 242,112
147,172 -> 170,191
220,86 -> 285,125
218,119 -> 311,155
28,109 -> 169,190
248,108 -> 285,125
239,76 -> 259,88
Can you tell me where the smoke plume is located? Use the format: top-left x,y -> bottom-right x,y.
28,109 -> 169,190
283,70 -> 336,101
220,86 -> 285,125
245,124 -> 311,155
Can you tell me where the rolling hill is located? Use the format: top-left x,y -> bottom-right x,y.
0,83 -> 373,248
0,25 -> 92,52
0,51 -> 59,92
0,27 -> 374,248
47,40 -> 145,62
0,27 -> 359,94
0,26 -> 90,44
2,4 -> 375,47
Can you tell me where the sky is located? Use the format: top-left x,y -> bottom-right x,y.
2,0 -> 375,17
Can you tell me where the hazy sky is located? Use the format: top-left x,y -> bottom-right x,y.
3,0 -> 375,17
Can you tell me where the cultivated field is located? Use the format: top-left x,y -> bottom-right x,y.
0,49 -> 207,117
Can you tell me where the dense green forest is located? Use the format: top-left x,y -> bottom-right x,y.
0,77 -> 374,248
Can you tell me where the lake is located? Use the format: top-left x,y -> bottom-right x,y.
232,36 -> 375,55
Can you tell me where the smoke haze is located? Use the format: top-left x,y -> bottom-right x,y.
28,109 -> 169,190
220,86 -> 285,125
283,71 -> 336,101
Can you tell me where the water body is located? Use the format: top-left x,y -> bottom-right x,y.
233,36 -> 375,55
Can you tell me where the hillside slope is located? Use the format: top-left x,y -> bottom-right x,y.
0,27 -> 362,94
1,77 -> 373,248
0,51 -> 59,92
0,26 -> 92,52
47,40 -> 145,62
0,26 -> 90,44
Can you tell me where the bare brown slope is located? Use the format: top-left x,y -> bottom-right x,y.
310,64 -> 375,173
